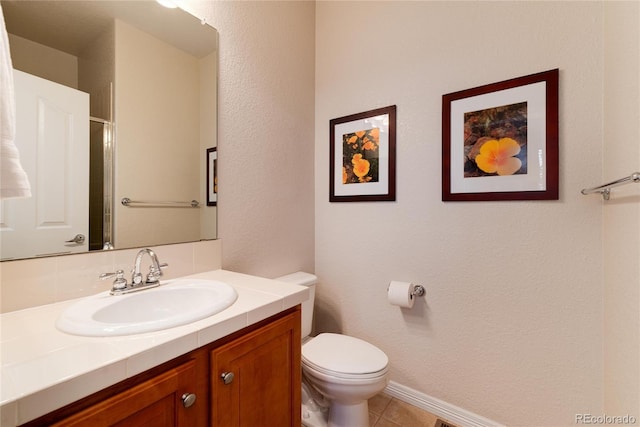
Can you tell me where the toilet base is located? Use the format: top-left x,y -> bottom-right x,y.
302,381 -> 329,427
328,401 -> 369,427
302,402 -> 329,427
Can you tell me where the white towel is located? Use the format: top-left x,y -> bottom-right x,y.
0,3 -> 31,199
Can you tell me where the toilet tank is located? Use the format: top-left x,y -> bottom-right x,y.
275,272 -> 317,339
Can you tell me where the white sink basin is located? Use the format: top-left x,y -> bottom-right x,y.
56,279 -> 238,337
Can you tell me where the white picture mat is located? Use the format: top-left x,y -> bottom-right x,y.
450,81 -> 547,194
333,114 -> 390,196
208,149 -> 217,202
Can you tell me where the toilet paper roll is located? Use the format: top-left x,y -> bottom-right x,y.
387,281 -> 415,308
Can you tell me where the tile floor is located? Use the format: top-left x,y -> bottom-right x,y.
369,393 -> 453,427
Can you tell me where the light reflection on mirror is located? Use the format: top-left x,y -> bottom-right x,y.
0,0 -> 218,261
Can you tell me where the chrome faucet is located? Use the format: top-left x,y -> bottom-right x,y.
132,248 -> 166,286
100,248 -> 168,295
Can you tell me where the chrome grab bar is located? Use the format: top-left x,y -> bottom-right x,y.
121,197 -> 200,208
581,172 -> 640,200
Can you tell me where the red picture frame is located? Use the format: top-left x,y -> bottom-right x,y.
442,69 -> 559,201
330,105 -> 397,202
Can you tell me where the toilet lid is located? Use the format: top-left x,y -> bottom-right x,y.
302,333 -> 388,376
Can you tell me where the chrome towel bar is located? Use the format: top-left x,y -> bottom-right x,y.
121,198 -> 200,208
581,172 -> 640,200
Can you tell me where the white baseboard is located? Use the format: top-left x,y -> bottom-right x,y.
383,381 -> 505,427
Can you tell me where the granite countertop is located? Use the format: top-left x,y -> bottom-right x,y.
0,269 -> 308,426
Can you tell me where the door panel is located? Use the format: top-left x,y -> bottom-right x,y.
0,70 -> 89,259
211,312 -> 301,427
51,360 -> 198,426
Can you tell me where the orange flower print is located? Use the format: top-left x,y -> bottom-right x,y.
362,137 -> 377,151
342,128 -> 379,184
475,138 -> 522,176
351,153 -> 370,182
464,102 -> 528,177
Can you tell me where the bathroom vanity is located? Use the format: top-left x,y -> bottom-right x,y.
0,270 -> 308,426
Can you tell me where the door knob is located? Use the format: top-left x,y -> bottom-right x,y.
221,371 -> 234,385
181,393 -> 197,408
65,234 -> 85,244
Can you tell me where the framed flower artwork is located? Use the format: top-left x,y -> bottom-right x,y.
330,105 -> 396,202
442,69 -> 559,201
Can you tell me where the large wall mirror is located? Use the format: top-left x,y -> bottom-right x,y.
0,0 -> 218,261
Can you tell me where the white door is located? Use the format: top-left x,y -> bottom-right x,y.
0,70 -> 89,260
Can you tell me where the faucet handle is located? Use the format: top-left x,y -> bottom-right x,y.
100,269 -> 128,292
147,262 -> 168,283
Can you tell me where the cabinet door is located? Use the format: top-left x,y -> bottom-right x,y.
211,310 -> 301,427
52,359 -> 199,426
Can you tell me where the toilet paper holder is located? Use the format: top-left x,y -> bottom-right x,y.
411,284 -> 425,297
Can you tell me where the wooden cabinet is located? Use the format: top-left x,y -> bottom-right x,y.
51,360 -> 199,427
22,307 -> 301,427
211,311 -> 301,427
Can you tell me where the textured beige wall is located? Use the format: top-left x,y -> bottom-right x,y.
315,2 -> 615,425
114,20 -> 201,248
78,23 -> 114,120
199,51 -> 217,241
603,1 -> 640,418
184,1 -> 316,277
8,33 -> 78,88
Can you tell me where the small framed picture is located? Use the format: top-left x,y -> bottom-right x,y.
206,147 -> 217,206
330,105 -> 396,202
442,69 -> 559,201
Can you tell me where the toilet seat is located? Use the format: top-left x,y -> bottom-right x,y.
302,333 -> 388,380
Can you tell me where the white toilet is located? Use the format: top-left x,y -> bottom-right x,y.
276,272 -> 389,427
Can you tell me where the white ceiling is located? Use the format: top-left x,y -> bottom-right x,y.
1,0 -> 217,58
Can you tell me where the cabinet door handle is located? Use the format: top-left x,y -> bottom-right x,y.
221,371 -> 234,385
181,393 -> 197,408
